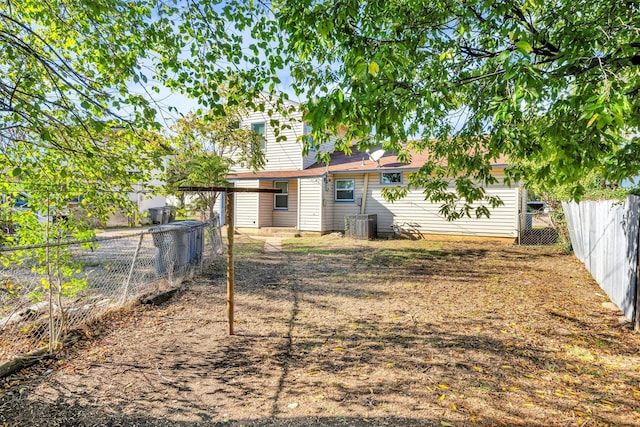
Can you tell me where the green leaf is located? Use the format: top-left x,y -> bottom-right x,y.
497,50 -> 511,62
368,61 -> 380,76
438,51 -> 452,61
587,113 -> 599,128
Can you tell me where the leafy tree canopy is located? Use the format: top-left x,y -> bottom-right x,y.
165,107 -> 266,219
272,0 -> 640,216
5,0 -> 638,225
0,0 -> 283,230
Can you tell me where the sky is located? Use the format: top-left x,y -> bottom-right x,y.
126,3 -> 304,131
142,71 -> 302,130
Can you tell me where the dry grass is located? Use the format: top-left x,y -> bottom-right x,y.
1,235 -> 639,426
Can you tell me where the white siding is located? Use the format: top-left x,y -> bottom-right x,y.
258,180 -> 274,227
234,180 -> 259,228
213,194 -> 224,225
128,171 -> 167,223
327,172 -> 520,238
326,174 -> 366,231
302,137 -> 337,169
321,178 -> 334,232
232,103 -> 305,173
298,178 -> 323,231
273,180 -> 298,227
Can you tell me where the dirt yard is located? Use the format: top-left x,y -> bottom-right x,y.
1,235 -> 639,426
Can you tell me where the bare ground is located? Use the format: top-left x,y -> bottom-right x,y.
1,235 -> 639,426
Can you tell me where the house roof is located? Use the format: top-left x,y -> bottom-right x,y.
228,168 -> 327,180
227,146 -> 509,180
312,146 -> 509,174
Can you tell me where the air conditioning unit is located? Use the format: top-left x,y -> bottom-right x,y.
344,214 -> 377,240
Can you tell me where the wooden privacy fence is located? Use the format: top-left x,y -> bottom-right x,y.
562,195 -> 639,330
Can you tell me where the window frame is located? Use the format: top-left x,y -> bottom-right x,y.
251,122 -> 266,151
304,123 -> 315,152
380,172 -> 403,185
334,178 -> 355,202
273,181 -> 289,210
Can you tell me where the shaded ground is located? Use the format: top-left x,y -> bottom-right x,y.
1,235 -> 639,426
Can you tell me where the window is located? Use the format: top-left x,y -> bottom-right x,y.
12,193 -> 29,209
251,122 -> 266,150
67,195 -> 83,204
335,179 -> 355,201
380,172 -> 402,184
274,181 -> 288,209
304,123 -> 315,152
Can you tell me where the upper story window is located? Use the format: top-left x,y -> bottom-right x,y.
251,122 -> 266,151
380,172 -> 402,184
274,181 -> 288,209
335,178 -> 355,202
304,123 -> 315,152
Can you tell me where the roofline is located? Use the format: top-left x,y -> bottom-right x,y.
226,163 -> 509,180
328,169 -> 410,175
227,172 -> 327,181
326,164 -> 508,175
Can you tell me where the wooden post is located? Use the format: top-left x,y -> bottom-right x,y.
177,185 -> 281,336
225,191 -> 235,335
360,173 -> 369,214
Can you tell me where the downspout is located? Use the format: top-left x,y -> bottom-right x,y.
361,173 -> 369,214
319,175 -> 325,233
256,182 -> 260,228
297,178 -> 302,231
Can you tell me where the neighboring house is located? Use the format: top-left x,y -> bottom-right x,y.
0,190 -> 167,230
104,181 -> 168,227
223,99 -> 526,239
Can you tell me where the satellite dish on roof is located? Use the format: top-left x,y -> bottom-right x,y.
366,149 -> 385,167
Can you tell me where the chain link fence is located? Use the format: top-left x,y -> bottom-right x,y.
0,218 -> 223,365
518,212 -> 559,245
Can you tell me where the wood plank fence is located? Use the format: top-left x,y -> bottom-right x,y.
562,196 -> 639,328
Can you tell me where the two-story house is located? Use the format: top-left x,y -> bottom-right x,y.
223,98 -> 525,239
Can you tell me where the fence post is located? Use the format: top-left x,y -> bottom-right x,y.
225,191 -> 235,335
199,223 -> 205,273
122,234 -> 144,305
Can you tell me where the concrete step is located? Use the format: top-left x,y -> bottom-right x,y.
234,227 -> 301,238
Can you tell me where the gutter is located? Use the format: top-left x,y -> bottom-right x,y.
328,164 -> 508,176
227,172 -> 327,180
